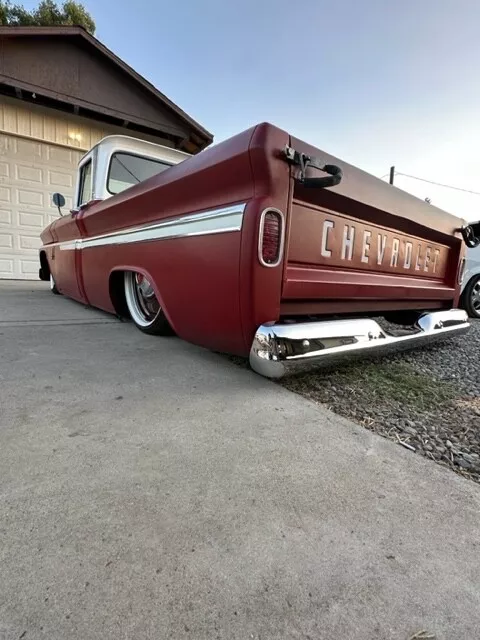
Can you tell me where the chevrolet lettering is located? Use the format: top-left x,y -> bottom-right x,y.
311,215 -> 448,277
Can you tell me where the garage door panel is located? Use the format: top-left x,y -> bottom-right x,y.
20,260 -> 40,276
48,169 -> 74,188
18,210 -> 45,228
5,168 -> 73,191
0,252 -> 40,277
0,256 -> 14,277
0,209 -> 12,225
0,131 -> 83,279
0,186 -> 12,203
13,210 -> 55,230
46,145 -> 79,167
18,234 -> 42,251
2,224 -> 43,249
16,188 -> 44,207
0,232 -> 13,248
15,164 -> 43,183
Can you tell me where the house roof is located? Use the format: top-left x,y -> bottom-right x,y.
0,26 -> 213,151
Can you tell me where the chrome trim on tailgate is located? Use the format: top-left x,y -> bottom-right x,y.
250,309 -> 470,378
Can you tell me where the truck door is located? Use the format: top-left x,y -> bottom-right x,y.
50,158 -> 92,303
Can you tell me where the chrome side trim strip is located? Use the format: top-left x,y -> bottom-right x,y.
42,203 -> 246,251
58,240 -> 80,251
250,309 -> 470,379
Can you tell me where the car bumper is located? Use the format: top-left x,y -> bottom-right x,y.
249,309 -> 470,379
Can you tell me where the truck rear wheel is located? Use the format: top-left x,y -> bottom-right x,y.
463,275 -> 480,318
124,271 -> 174,335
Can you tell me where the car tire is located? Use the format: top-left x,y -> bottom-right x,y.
124,271 -> 174,335
50,274 -> 61,295
463,275 -> 480,318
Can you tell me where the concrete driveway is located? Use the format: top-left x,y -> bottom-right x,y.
1,281 -> 480,640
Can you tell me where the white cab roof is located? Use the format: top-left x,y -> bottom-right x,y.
81,134 -> 191,166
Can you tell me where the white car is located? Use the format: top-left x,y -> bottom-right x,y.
461,245 -> 480,318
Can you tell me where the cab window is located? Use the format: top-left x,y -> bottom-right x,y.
78,160 -> 93,206
107,152 -> 171,195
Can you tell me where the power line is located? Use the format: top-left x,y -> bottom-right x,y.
384,171 -> 480,196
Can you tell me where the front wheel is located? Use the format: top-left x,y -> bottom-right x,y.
463,275 -> 480,319
50,274 -> 61,295
124,271 -> 174,335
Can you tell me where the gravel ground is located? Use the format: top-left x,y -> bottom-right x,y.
280,319 -> 480,484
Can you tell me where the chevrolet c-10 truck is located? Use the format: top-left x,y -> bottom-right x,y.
39,122 -> 480,378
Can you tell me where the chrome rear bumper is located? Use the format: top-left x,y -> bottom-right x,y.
249,309 -> 469,379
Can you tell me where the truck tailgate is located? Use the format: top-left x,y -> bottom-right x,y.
282,136 -> 464,317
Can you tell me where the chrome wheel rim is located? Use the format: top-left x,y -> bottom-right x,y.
471,281 -> 480,314
125,272 -> 161,327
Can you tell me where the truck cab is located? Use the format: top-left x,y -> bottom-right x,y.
40,135 -> 189,297
73,135 -> 190,208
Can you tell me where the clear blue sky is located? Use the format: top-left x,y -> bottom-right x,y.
22,0 -> 480,219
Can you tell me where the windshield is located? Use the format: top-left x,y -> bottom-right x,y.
108,152 -> 172,195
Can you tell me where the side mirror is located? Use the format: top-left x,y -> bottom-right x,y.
52,192 -> 66,216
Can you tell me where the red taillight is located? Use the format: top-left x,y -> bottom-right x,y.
260,210 -> 283,266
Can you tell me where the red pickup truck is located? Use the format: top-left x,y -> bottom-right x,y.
40,122 -> 477,377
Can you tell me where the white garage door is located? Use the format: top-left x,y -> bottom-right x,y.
0,133 -> 83,279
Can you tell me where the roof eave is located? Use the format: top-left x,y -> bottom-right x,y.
0,26 -> 213,147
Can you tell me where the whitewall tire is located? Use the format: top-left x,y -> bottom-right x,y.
124,271 -> 173,335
